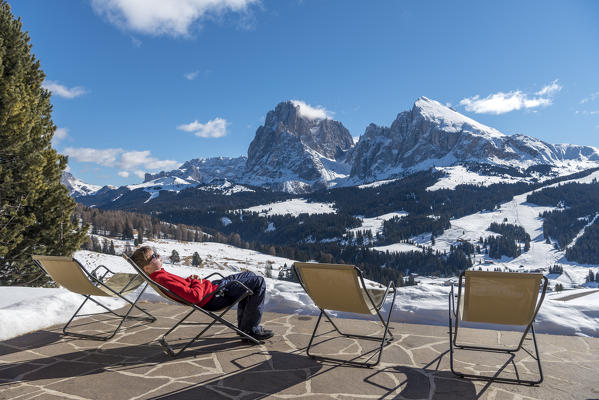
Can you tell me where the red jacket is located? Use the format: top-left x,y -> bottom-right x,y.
150,269 -> 219,307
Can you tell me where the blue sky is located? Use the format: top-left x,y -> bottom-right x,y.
10,0 -> 599,186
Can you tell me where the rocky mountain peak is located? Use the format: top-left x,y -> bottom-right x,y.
243,101 -> 354,190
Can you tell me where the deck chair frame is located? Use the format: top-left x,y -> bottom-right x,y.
293,262 -> 397,368
32,255 -> 156,341
122,255 -> 263,357
448,271 -> 548,385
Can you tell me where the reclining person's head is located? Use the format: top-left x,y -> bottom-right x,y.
132,246 -> 162,274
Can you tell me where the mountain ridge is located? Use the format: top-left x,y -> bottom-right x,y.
64,97 -> 599,198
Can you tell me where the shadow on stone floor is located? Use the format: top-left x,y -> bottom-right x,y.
365,366 -> 478,400
148,350 -> 322,400
0,336 -> 255,385
0,330 -> 62,357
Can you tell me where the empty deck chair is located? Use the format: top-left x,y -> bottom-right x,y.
293,262 -> 397,367
32,255 -> 156,341
122,254 -> 262,357
449,270 -> 548,384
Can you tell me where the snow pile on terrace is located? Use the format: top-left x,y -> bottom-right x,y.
2,247 -> 598,340
243,198 -> 337,217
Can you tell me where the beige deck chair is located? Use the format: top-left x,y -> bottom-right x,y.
32,255 -> 156,340
449,270 -> 548,385
293,262 -> 397,367
122,254 -> 262,357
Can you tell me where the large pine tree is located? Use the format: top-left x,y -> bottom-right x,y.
0,1 -> 87,285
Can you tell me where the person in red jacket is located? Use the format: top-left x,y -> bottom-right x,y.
131,246 -> 273,341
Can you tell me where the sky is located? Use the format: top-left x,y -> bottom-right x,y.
8,0 -> 599,186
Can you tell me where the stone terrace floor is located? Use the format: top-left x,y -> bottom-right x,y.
1,302 -> 598,400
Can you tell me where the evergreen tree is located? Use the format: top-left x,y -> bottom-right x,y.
101,239 -> 110,254
192,251 -> 202,266
0,2 -> 87,285
587,269 -> 595,283
109,240 -> 116,255
135,229 -> 143,246
123,242 -> 133,256
122,221 -> 134,240
169,249 -> 180,264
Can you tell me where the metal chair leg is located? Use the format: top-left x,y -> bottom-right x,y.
305,288 -> 397,368
63,284 -> 155,341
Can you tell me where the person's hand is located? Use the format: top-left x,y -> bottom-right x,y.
188,274 -> 202,281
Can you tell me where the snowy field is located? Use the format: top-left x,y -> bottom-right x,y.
242,198 -> 337,217
349,211 -> 408,237
1,237 -> 598,341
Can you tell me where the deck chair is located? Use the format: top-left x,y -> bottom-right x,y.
449,270 -> 548,385
122,254 -> 263,357
32,255 -> 156,341
293,262 -> 397,367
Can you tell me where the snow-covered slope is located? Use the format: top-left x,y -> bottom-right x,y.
242,198 -> 337,217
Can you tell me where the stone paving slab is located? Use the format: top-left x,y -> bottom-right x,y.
1,301 -> 598,399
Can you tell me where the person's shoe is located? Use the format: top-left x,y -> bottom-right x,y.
239,326 -> 274,342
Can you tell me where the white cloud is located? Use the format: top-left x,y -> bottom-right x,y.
133,170 -> 146,179
581,91 -> 599,104
177,117 -> 228,138
91,0 -> 259,37
460,80 -> 561,115
184,70 -> 200,80
130,36 -> 142,47
290,100 -> 333,120
63,147 -> 180,178
52,128 -> 68,146
42,80 -> 87,99
64,147 -> 122,166
535,79 -> 562,96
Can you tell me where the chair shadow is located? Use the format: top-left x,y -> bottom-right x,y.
148,350 -> 323,400
0,330 -> 63,357
0,333 -> 255,385
364,351 -> 479,400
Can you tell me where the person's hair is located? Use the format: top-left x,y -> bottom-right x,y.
131,246 -> 154,268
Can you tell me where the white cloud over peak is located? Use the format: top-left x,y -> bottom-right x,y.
43,81 -> 87,99
63,147 -> 180,178
177,117 -> 228,138
290,100 -> 333,120
91,0 -> 259,37
459,80 -> 562,115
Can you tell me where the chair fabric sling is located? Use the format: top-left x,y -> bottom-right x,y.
32,255 -> 156,341
293,262 -> 397,368
122,254 -> 263,357
448,270 -> 548,385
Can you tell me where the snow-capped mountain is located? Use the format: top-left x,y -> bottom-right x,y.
242,101 -> 354,192
70,97 -> 599,201
144,156 -> 247,185
61,171 -> 103,197
347,97 -> 599,182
